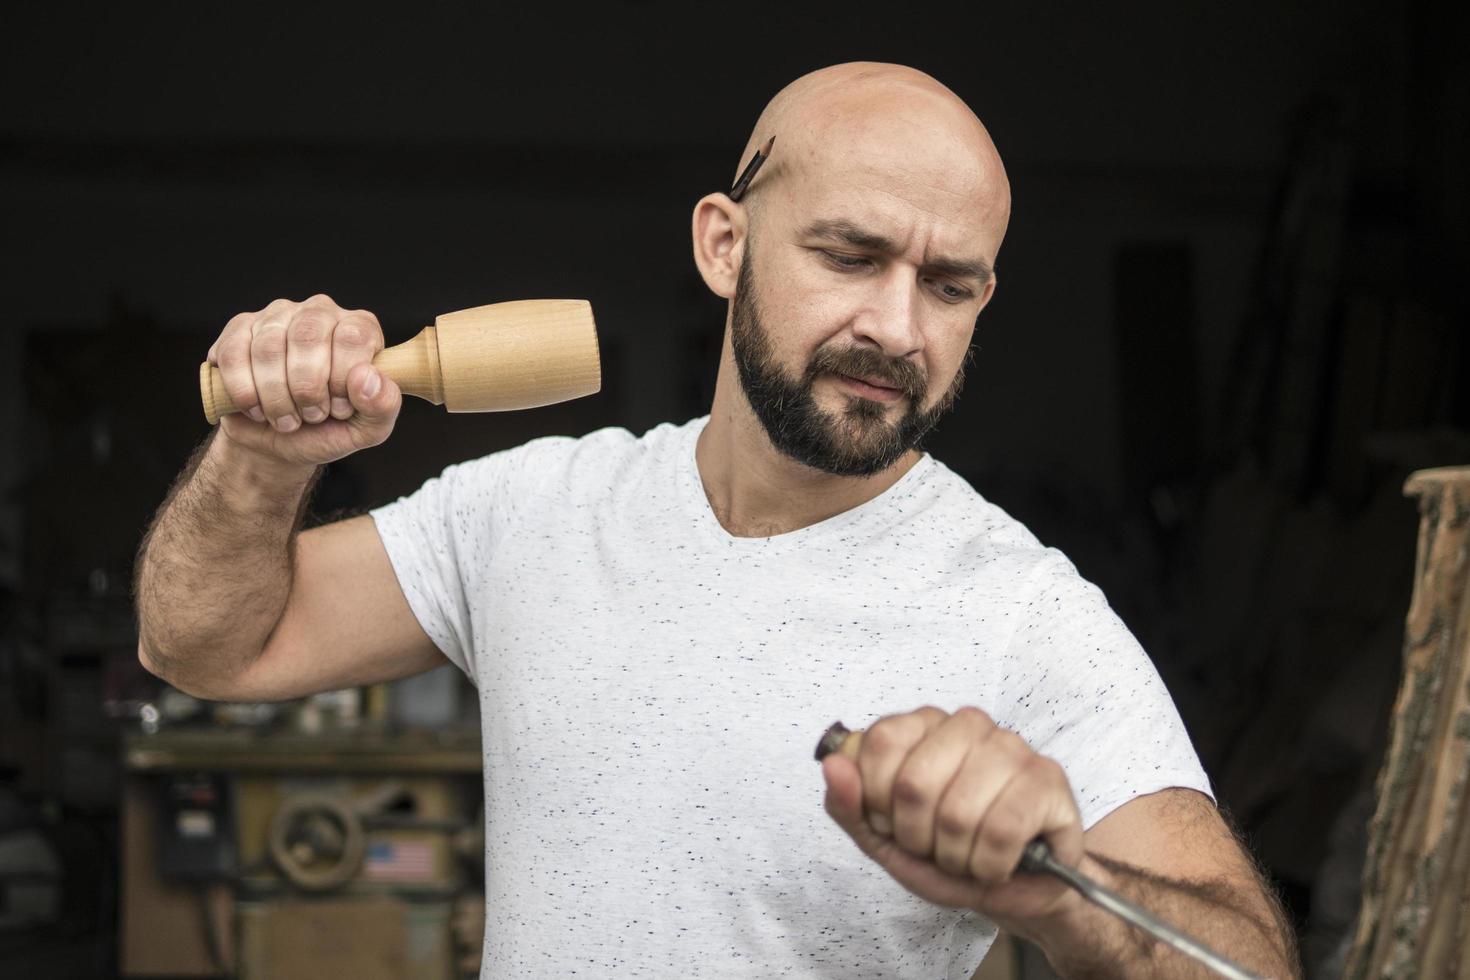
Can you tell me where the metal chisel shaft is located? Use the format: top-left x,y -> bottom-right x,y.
1019,839 -> 1264,980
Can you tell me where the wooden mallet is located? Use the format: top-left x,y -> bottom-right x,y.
198,299 -> 601,424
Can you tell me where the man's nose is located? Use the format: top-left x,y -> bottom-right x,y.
851,269 -> 923,357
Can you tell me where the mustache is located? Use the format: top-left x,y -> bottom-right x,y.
807,345 -> 927,402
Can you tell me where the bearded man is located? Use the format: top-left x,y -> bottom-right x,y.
135,62 -> 1299,978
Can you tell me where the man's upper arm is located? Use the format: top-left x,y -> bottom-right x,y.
225,514 -> 446,701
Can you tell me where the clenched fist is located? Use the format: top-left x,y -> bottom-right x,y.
207,294 -> 402,466
821,706 -> 1086,926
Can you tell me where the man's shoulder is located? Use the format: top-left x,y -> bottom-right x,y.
917,462 -> 1128,619
443,417 -> 698,491
914,458 -> 1051,563
528,417 -> 695,470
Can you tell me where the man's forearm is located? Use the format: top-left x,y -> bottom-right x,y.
134,429 -> 321,696
1024,853 -> 1299,980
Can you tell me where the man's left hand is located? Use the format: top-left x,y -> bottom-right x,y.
821,706 -> 1087,927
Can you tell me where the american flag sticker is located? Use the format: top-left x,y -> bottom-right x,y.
363,840 -> 436,880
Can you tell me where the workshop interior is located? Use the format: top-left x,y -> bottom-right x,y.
1,3 -> 1466,978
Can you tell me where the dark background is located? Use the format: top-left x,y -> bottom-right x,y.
1,1 -> 1466,976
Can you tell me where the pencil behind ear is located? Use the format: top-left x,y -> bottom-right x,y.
728,134 -> 775,201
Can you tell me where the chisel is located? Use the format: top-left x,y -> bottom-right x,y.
815,722 -> 1265,980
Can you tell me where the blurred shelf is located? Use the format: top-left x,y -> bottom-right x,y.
123,728 -> 482,774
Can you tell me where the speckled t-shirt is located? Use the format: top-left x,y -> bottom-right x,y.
369,416 -> 1211,979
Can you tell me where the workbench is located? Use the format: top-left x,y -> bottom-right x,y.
118,726 -> 483,979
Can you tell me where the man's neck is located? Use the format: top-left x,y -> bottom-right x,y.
695,402 -> 921,538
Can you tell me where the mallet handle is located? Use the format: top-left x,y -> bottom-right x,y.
199,327 -> 443,425
197,298 -> 601,425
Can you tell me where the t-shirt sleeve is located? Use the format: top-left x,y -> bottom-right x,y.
994,552 -> 1213,830
369,454 -> 513,688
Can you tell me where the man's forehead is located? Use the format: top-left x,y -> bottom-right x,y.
778,164 -> 1003,260
736,64 -> 1011,256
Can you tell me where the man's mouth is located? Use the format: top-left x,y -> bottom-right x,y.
832,372 -> 906,404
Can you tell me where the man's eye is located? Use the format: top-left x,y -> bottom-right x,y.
822,250 -> 869,269
927,277 -> 972,302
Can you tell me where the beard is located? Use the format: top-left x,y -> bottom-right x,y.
729,248 -> 968,477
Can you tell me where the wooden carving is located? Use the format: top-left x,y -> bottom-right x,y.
1345,466 -> 1470,978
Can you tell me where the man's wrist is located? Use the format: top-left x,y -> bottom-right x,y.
204,429 -> 321,516
1012,855 -> 1121,975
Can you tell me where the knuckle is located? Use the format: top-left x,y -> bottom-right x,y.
979,802 -> 1026,848
261,398 -> 296,421
1032,756 -> 1064,782
251,329 -> 287,363
969,849 -> 1006,882
935,804 -> 975,839
223,378 -> 258,409
890,771 -> 931,808
216,336 -> 249,369
304,292 -> 337,308
953,705 -> 993,728
333,319 -> 376,349
864,719 -> 904,754
290,378 -> 324,402
255,388 -> 290,414
251,370 -> 284,396
288,312 -> 332,345
934,849 -> 969,877
222,311 -> 253,335
991,729 -> 1027,756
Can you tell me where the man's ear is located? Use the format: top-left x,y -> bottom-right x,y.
975,275 -> 998,315
691,192 -> 746,299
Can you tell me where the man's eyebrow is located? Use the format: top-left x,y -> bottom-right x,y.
802,218 -> 898,252
800,218 -> 994,285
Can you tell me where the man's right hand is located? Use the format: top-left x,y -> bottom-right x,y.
208,294 -> 402,466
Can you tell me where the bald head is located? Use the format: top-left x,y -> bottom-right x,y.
732,63 -> 1010,249
690,63 -> 1010,481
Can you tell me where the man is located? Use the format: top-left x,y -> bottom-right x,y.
135,63 -> 1299,977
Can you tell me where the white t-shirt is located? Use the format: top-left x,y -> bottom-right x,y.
370,416 -> 1211,979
